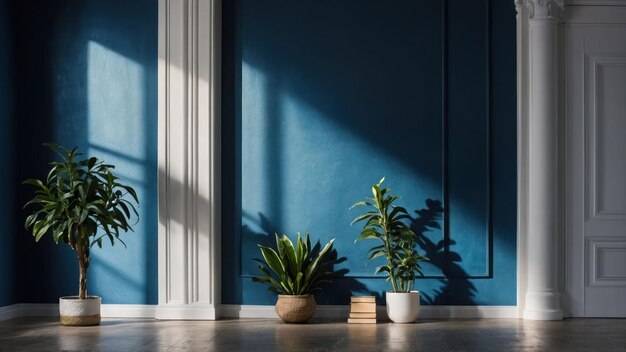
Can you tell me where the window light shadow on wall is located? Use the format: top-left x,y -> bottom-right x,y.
84,40 -> 148,302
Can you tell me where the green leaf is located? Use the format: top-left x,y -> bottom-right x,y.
295,272 -> 303,294
258,245 -> 285,279
22,178 -> 46,189
357,228 -> 380,241
388,206 -> 408,221
25,214 -> 39,230
375,265 -> 391,275
87,157 -> 97,170
368,250 -> 387,262
34,222 -> 51,242
118,201 -> 131,219
349,201 -> 371,210
350,212 -> 377,226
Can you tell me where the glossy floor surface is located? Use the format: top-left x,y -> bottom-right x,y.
1,317 -> 625,351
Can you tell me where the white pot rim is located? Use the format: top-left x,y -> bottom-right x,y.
386,290 -> 421,323
60,296 -> 101,300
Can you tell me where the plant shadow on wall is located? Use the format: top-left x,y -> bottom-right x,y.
243,211 -> 372,305
410,199 -> 477,305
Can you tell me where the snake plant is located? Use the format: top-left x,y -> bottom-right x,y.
351,177 -> 428,292
253,233 -> 338,295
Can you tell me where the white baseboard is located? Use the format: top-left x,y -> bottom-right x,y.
420,305 -> 518,319
1,303 -> 519,321
155,305 -> 218,320
0,304 -> 157,321
102,304 -> 157,318
219,305 -> 519,320
219,304 -> 280,319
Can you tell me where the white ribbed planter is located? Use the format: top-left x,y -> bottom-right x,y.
59,296 -> 101,326
386,291 -> 420,323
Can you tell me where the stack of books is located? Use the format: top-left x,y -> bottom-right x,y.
347,296 -> 376,324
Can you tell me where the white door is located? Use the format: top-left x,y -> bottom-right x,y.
566,7 -> 626,317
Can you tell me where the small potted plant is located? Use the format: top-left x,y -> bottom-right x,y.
351,177 -> 428,323
23,144 -> 138,326
253,233 -> 338,323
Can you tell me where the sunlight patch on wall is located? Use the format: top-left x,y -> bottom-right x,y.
87,41 -> 145,161
86,40 -> 148,303
241,61 -> 274,222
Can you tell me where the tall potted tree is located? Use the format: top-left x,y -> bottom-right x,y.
351,177 -> 428,323
23,144 -> 138,326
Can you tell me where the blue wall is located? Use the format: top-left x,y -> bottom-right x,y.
222,0 -> 517,305
13,0 -> 158,304
0,0 -> 16,307
2,0 -> 514,307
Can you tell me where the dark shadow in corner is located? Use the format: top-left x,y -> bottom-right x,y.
410,199 -> 477,305
242,212 -> 370,305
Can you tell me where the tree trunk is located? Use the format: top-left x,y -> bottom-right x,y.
78,255 -> 88,300
74,226 -> 89,300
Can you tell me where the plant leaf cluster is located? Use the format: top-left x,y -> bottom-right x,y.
23,144 -> 139,250
351,177 -> 428,292
253,233 -> 339,295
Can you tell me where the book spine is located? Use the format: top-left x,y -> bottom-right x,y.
347,318 -> 377,324
351,297 -> 376,303
350,303 -> 377,313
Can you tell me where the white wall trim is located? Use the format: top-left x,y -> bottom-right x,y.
515,0 -> 565,320
516,0 -> 530,319
1,304 -> 517,321
157,0 -> 222,321
101,305 -> 157,318
219,305 -> 519,320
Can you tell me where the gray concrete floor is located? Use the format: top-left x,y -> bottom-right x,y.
0,317 -> 625,351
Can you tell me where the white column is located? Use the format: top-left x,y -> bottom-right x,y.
156,0 -> 222,320
517,0 -> 563,320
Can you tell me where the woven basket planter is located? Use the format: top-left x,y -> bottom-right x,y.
59,296 -> 101,326
275,294 -> 316,323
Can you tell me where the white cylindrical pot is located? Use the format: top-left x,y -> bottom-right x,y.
386,291 -> 420,323
59,296 -> 101,326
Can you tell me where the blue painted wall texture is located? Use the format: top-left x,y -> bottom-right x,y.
12,1 -> 158,304
0,0 -> 16,307
222,0 -> 517,305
